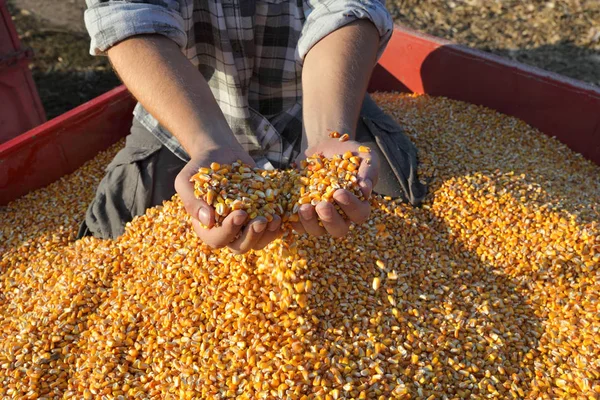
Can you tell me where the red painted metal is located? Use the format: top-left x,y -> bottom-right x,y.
368,25 -> 600,166
0,0 -> 46,143
2,26 -> 599,205
0,0 -> 19,54
0,85 -> 135,204
0,62 -> 46,143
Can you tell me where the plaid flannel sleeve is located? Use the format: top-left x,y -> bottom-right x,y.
84,0 -> 187,55
297,0 -> 393,63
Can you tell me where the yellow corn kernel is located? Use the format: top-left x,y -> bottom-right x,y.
215,203 -> 228,216
206,189 -> 216,206
349,156 -> 361,165
372,277 -> 381,290
299,196 -> 311,205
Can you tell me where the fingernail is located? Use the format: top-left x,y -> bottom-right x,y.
199,207 -> 211,226
317,202 -> 334,222
268,220 -> 280,231
360,179 -> 373,196
233,213 -> 246,226
333,190 -> 351,205
300,206 -> 313,221
253,221 -> 267,233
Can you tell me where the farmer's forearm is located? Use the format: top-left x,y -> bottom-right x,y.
107,35 -> 236,157
301,20 -> 380,150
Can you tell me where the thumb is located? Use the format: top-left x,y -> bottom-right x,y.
175,168 -> 215,228
357,153 -> 379,199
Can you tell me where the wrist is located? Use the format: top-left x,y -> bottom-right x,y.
181,125 -> 240,159
302,125 -> 355,153
187,136 -> 229,158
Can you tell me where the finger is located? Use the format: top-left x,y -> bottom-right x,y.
253,216 -> 283,250
228,217 -> 268,254
357,151 -> 379,199
291,220 -> 306,234
298,205 -> 327,237
333,189 -> 371,225
315,201 -> 350,238
194,210 -> 247,248
175,171 -> 216,228
175,165 -> 217,228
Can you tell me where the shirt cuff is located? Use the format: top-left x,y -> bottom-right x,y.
84,1 -> 186,55
296,0 -> 393,64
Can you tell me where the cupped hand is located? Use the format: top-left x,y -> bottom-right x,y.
291,137 -> 379,238
174,146 -> 282,253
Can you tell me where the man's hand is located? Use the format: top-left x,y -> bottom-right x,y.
291,138 -> 379,238
298,19 -> 381,238
108,36 -> 284,253
175,147 -> 282,254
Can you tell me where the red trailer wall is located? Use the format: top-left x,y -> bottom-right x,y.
0,0 -> 46,143
0,86 -> 135,204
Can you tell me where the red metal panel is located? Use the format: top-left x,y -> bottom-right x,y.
0,63 -> 46,142
0,0 -> 46,142
0,85 -> 135,205
0,0 -> 19,54
368,25 -> 600,166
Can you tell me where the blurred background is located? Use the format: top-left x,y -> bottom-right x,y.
6,0 -> 600,120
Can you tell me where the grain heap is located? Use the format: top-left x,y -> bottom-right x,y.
1,93 -> 599,399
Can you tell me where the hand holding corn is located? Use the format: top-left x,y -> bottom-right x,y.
191,137 -> 375,241
175,146 -> 283,253
291,133 -> 378,237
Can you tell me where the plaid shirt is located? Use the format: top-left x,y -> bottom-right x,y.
85,0 -> 393,169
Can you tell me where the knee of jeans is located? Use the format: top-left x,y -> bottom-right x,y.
85,153 -> 157,239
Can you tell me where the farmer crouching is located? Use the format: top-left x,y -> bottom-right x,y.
79,0 -> 426,253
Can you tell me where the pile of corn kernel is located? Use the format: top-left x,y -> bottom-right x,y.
191,151 -> 366,226
1,93 -> 599,399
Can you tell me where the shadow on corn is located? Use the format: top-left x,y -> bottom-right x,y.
295,205 -> 542,398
